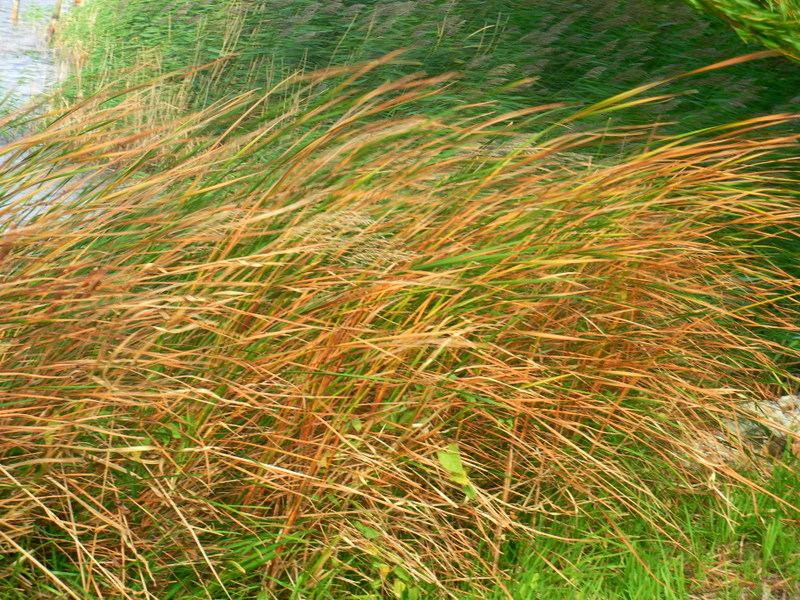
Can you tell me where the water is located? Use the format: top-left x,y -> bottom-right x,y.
0,0 -> 62,112
0,0 -> 76,219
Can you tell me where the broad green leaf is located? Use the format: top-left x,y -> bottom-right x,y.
354,521 -> 381,540
436,443 -> 465,475
437,444 -> 472,488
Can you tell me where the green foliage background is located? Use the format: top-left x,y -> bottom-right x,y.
62,0 -> 800,132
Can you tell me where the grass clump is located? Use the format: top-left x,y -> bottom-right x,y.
1,60 -> 800,598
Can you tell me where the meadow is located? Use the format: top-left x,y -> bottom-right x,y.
2,1 -> 800,599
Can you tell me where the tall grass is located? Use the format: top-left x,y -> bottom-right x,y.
1,59 -> 800,599
57,0 -> 800,134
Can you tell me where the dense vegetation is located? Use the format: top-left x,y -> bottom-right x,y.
1,1 -> 799,599
59,0 -> 800,132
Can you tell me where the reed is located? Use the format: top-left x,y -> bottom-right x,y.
1,60 -> 799,599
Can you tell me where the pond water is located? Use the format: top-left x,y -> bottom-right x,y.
0,0 -> 64,112
0,0 -> 76,217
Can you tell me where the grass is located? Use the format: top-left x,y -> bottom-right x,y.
499,459 -> 800,600
0,55 -> 800,599
686,0 -> 800,60
56,0 -> 800,134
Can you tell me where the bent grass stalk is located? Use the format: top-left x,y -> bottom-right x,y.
0,61 -> 799,598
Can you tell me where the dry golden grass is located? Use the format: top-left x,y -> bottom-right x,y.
1,62 -> 799,598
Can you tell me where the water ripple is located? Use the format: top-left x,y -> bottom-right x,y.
0,0 -> 62,109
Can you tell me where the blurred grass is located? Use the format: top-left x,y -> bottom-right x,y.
57,0 -> 800,135
1,56 -> 800,598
